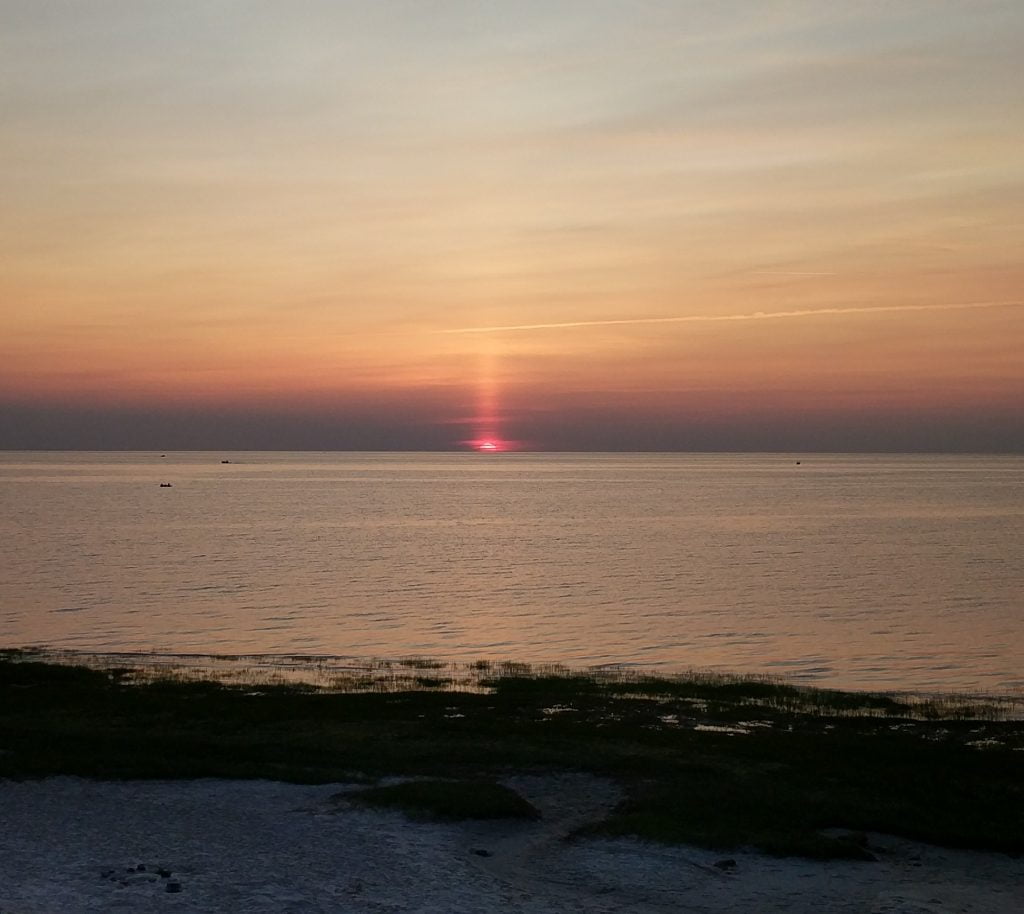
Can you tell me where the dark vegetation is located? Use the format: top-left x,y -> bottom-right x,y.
1,650 -> 1022,859
348,779 -> 539,821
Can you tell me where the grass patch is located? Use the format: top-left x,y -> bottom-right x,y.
349,779 -> 539,821
594,730 -> 1024,856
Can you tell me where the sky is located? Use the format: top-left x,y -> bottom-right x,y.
2,0 -> 1022,451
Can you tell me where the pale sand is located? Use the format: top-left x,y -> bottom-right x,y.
0,775 -> 1020,914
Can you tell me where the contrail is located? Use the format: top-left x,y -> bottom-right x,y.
753,270 -> 838,276
439,300 -> 1022,335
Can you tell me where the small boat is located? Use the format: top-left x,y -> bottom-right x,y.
221,460 -> 231,464
159,483 -> 173,487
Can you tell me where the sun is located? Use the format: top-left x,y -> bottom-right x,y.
459,436 -> 520,452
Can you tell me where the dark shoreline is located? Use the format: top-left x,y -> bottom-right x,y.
2,649 -> 1023,859
6,646 -> 1024,716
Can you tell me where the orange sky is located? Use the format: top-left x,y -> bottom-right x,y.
2,2 -> 1022,450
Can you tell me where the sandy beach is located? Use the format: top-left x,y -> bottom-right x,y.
1,775 -> 1020,914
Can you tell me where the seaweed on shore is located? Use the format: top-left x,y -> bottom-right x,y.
347,779 -> 540,821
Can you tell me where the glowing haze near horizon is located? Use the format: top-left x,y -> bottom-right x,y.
2,1 -> 1022,452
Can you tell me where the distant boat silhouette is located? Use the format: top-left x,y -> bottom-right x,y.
221,460 -> 231,464
159,483 -> 173,487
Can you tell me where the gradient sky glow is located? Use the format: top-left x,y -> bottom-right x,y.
2,1 -> 1022,450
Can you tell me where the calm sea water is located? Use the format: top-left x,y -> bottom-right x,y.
1,451 -> 1021,693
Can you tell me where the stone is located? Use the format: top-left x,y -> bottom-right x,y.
166,881 -> 183,893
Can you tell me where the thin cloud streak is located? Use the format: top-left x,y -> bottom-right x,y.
439,301 -> 1023,335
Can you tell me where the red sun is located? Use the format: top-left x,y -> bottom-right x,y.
460,436 -> 522,452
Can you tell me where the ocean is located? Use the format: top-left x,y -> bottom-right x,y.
1,451 -> 1021,693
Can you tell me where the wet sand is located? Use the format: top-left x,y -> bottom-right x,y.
0,775 -> 1020,913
